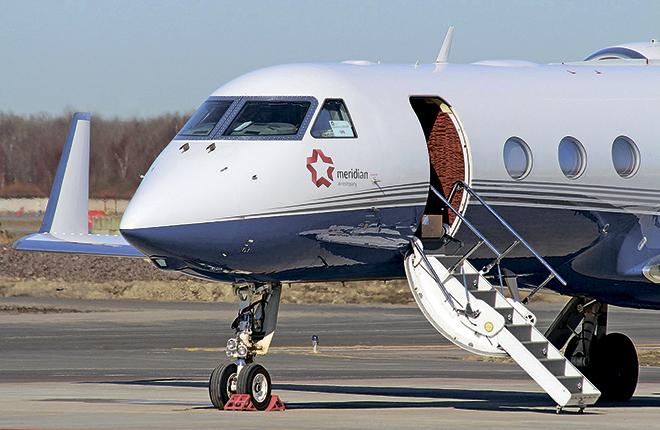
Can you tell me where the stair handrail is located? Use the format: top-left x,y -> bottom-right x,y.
410,238 -> 459,308
429,188 -> 501,258
410,238 -> 479,317
434,181 -> 567,287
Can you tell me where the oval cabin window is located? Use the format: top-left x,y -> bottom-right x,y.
558,136 -> 586,179
503,137 -> 532,180
612,136 -> 639,178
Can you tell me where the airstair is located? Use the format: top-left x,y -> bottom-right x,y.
405,182 -> 600,410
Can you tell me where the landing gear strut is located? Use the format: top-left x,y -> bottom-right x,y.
546,297 -> 639,401
208,282 -> 282,410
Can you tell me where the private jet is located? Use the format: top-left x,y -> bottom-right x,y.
15,32 -> 660,412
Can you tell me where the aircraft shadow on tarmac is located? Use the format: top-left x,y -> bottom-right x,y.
101,379 -> 660,414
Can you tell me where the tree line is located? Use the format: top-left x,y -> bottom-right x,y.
0,112 -> 189,199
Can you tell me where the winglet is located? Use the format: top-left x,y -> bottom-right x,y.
39,112 -> 91,235
12,112 -> 144,257
435,26 -> 455,64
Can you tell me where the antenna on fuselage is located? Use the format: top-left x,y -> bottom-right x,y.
435,26 -> 455,63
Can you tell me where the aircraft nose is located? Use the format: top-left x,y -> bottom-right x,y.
120,195 -> 194,260
119,182 -> 162,232
119,190 -> 165,255
119,167 -> 183,255
119,143 -> 189,233
118,152 -> 222,261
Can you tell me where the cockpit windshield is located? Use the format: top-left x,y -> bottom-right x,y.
224,101 -> 311,136
179,100 -> 233,136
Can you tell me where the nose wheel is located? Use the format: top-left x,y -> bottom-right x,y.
209,362 -> 238,409
237,363 -> 272,410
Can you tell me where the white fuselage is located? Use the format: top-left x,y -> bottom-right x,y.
119,61 -> 660,308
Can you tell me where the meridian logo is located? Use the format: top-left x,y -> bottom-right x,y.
306,149 -> 370,188
306,149 -> 335,188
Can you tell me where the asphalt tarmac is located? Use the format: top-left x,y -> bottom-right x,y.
1,296 -> 660,429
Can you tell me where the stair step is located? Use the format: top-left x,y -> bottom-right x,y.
522,341 -> 549,359
507,324 -> 532,341
557,376 -> 584,394
495,306 -> 514,323
540,358 -> 567,376
458,273 -> 481,290
471,289 -> 497,306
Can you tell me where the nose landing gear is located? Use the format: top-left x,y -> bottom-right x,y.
208,282 -> 281,410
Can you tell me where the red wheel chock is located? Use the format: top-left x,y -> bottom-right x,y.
223,394 -> 286,412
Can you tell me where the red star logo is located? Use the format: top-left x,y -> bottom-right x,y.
306,149 -> 335,187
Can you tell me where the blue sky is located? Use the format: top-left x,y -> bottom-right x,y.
1,0 -> 659,117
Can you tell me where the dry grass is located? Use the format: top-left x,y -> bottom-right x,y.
0,277 -> 414,305
0,276 -> 569,305
639,349 -> 660,367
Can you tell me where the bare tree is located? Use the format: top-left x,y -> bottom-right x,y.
0,112 -> 190,199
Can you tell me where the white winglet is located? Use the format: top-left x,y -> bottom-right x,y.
435,26 -> 455,64
40,112 -> 90,235
13,113 -> 143,257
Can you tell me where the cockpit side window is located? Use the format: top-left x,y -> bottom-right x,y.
178,100 -> 234,136
224,101 -> 311,137
311,99 -> 356,138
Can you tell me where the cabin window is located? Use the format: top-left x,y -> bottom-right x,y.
224,101 -> 311,136
503,137 -> 532,180
558,136 -> 587,179
612,136 -> 640,178
311,99 -> 356,138
179,100 -> 234,136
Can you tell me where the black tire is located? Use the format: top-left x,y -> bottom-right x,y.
209,362 -> 238,409
591,333 -> 639,401
237,363 -> 272,410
